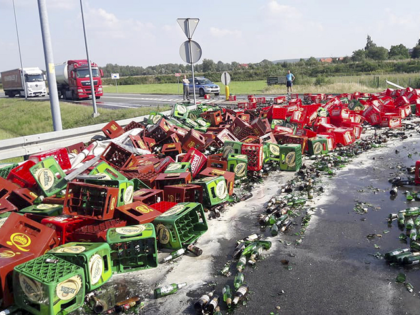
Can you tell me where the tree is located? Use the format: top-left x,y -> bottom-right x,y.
412,45 -> 420,59
216,61 -> 225,72
366,46 -> 388,60
365,35 -> 376,51
306,57 -> 318,66
352,49 -> 366,62
202,59 -> 216,72
389,44 -> 410,59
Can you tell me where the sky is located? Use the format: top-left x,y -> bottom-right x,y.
0,0 -> 420,72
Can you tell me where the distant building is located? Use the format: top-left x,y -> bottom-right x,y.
239,63 -> 249,68
320,57 -> 344,63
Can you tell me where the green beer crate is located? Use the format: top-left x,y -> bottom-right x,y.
164,162 -> 191,174
187,109 -> 203,120
153,202 -> 207,249
89,161 -> 127,181
14,254 -> 85,315
184,118 -> 199,129
19,204 -> 63,217
279,144 -> 302,171
223,141 -> 242,156
227,154 -> 248,179
196,117 -> 210,128
0,163 -> 18,179
132,178 -> 151,190
348,100 -> 365,111
192,176 -> 229,207
85,179 -> 134,207
106,223 -> 158,273
49,242 -> 112,292
308,138 -> 329,156
29,156 -> 67,197
147,112 -> 164,125
173,104 -> 189,119
271,119 -> 286,129
263,142 -> 281,163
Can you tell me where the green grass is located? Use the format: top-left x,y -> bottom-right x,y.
0,98 -> 169,138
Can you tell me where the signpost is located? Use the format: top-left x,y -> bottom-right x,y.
177,18 -> 201,105
111,73 -> 120,93
221,71 -> 231,101
175,73 -> 181,94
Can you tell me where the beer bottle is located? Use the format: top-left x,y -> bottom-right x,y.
206,295 -> 219,313
222,285 -> 232,308
406,207 -> 420,216
194,294 -> 211,312
163,248 -> 186,263
410,229 -> 417,241
384,248 -> 410,261
154,283 -> 187,299
394,252 -> 414,264
276,214 -> 289,226
237,255 -> 247,272
270,223 -> 279,236
186,244 -> 203,256
403,252 -> 420,265
241,243 -> 258,256
214,306 -> 223,315
398,212 -> 405,226
308,188 -> 314,200
221,261 -> 232,277
415,217 -> 420,228
405,282 -> 414,293
233,243 -> 246,260
281,219 -> 293,232
248,245 -> 263,265
406,191 -> 413,201
257,240 -> 272,250
407,218 -> 415,230
390,187 -> 398,196
0,306 -> 19,315
410,241 -> 420,252
233,285 -> 249,305
234,272 -> 244,290
268,213 -> 278,225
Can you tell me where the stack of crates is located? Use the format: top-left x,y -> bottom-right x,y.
106,223 -> 158,273
153,203 -> 207,249
84,178 -> 135,207
241,143 -> 264,171
49,242 -> 113,291
279,144 -> 302,171
307,138 -> 329,156
13,254 -> 85,315
89,161 -> 127,181
192,176 -> 228,207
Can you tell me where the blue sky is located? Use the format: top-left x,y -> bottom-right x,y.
0,0 -> 419,72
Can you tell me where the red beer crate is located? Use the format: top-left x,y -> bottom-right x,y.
102,120 -> 125,139
207,153 -> 228,170
63,182 -> 120,220
0,212 -> 59,256
224,111 -> 236,123
114,202 -> 162,225
274,96 -> 286,104
229,117 -> 253,139
242,136 -> 262,144
142,136 -> 157,150
129,135 -> 149,151
181,148 -> 207,178
278,134 -> 308,154
229,95 -> 236,101
124,120 -> 145,132
216,129 -> 239,146
7,160 -> 37,188
260,132 -> 277,144
66,142 -> 85,155
362,105 -> 382,126
198,168 -> 235,196
181,129 -> 206,152
146,118 -> 171,143
149,201 -> 178,214
270,105 -> 287,120
101,142 -> 135,170
29,148 -> 72,170
41,215 -> 96,245
155,172 -> 192,190
0,199 -> 17,213
332,128 -> 355,146
237,102 -> 249,109
164,184 -> 203,204
169,125 -> 189,141
237,113 -> 251,123
133,189 -> 164,205
0,245 -> 35,308
72,219 -> 127,242
241,143 -> 264,171
0,177 -> 37,212
162,143 -> 182,158
154,156 -> 175,173
250,118 -> 270,136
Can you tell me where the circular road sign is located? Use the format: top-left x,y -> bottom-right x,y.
221,71 -> 231,85
179,40 -> 202,64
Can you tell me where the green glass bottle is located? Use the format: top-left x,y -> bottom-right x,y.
270,223 -> 279,236
163,248 -> 186,263
411,241 -> 420,252
407,218 -> 415,230
395,252 -> 414,264
236,255 -> 246,272
281,219 -> 293,232
415,217 -> 420,228
410,229 -> 417,241
398,212 -> 405,226
241,243 -> 258,256
403,252 -> 420,265
276,214 -> 289,226
406,192 -> 413,201
214,306 -> 223,315
154,283 -> 187,299
384,248 -> 410,261
222,285 -> 232,308
234,272 -> 244,290
406,207 -> 420,216
268,214 -> 277,225
248,245 -> 263,265
257,240 -> 272,250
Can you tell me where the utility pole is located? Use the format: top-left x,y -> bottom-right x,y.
12,0 -> 27,100
37,0 -> 62,131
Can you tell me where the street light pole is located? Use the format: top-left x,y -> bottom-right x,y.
79,0 -> 99,118
12,0 -> 27,100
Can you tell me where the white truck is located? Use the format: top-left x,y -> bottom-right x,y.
1,68 -> 47,97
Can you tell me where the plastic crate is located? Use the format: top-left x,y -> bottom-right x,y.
63,183 -> 119,221
181,148 -> 208,179
84,178 -> 134,207
41,215 -> 96,245
227,154 -> 248,179
7,160 -> 37,188
133,189 -> 163,205
153,202 -> 207,249
0,213 -> 59,256
278,134 -> 308,154
206,153 -> 228,170
241,143 -> 264,171
164,162 -> 191,174
173,104 -> 189,119
19,204 -> 63,217
198,168 -> 235,196
89,161 -> 127,181
150,201 -> 178,214
13,254 -> 85,315
155,172 -> 192,190
29,148 -> 72,170
164,184 -> 204,204
191,176 -> 229,207
0,163 -> 18,179
66,142 -> 85,155
101,142 -> 135,170
29,157 -> 67,197
181,129 -> 206,152
0,177 -> 37,212
263,142 -> 282,163
72,219 -> 126,242
145,118 -> 171,143
0,245 -> 35,308
124,120 -> 145,132
162,143 -> 182,159
50,242 -> 112,291
102,120 -> 124,139
223,141 -> 242,157
279,144 -> 302,171
122,169 -> 158,189
115,201 -> 162,225
308,138 -> 329,156
106,223 -> 158,273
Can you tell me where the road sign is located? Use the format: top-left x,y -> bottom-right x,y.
177,18 -> 199,39
179,40 -> 202,64
111,73 -> 120,79
221,72 -> 231,86
175,73 -> 181,77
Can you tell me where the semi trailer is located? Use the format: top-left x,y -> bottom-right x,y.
1,68 -> 47,97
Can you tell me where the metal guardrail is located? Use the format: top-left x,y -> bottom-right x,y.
386,80 -> 404,90
0,110 -> 172,160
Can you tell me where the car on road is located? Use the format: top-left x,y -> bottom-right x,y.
188,77 -> 220,97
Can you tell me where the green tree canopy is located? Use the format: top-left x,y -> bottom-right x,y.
365,35 -> 376,51
352,49 -> 366,62
412,45 -> 420,59
366,46 -> 388,60
389,44 -> 410,59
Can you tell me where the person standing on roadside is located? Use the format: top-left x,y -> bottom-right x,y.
182,75 -> 190,101
286,70 -> 295,94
